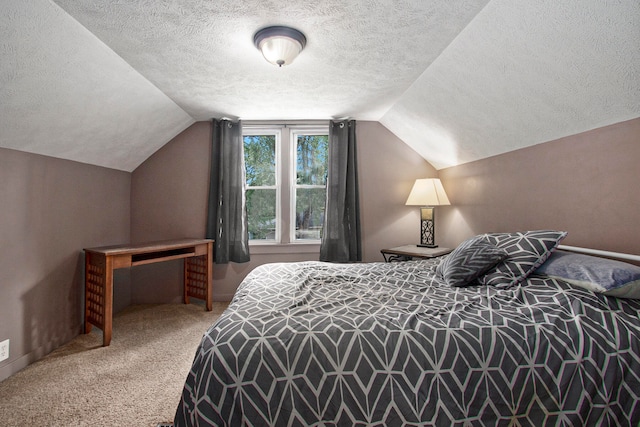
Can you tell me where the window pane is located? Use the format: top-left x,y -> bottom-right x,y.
295,188 -> 325,240
244,135 -> 276,186
246,189 -> 276,240
296,135 -> 328,185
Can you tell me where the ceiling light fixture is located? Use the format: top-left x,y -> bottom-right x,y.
253,26 -> 307,67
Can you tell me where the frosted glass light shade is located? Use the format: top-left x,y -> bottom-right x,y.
405,178 -> 450,206
254,26 -> 307,67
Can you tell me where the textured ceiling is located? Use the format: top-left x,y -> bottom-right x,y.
380,0 -> 640,168
0,1 -> 194,172
1,0 -> 638,172
50,0 -> 489,121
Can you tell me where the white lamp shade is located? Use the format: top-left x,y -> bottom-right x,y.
405,178 -> 451,206
258,36 -> 303,66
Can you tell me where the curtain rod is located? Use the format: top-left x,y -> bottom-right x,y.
242,120 -> 329,127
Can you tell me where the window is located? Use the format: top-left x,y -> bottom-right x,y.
244,124 -> 328,244
293,131 -> 328,240
244,131 -> 278,241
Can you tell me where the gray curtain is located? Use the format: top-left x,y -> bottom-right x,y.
320,120 -> 362,262
206,119 -> 250,264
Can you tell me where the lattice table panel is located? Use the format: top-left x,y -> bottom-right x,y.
185,255 -> 210,302
85,254 -> 107,333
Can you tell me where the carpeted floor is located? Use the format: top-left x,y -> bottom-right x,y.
0,302 -> 228,427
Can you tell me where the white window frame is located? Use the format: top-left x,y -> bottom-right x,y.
243,127 -> 281,244
243,122 -> 328,247
289,127 -> 329,243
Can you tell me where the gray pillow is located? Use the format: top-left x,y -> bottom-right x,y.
535,250 -> 640,299
476,230 -> 567,288
437,236 -> 508,287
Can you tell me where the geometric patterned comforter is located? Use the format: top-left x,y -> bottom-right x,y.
174,260 -> 640,426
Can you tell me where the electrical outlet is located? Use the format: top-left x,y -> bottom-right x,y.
0,339 -> 9,362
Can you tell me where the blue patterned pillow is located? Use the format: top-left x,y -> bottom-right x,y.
437,236 -> 508,287
476,230 -> 567,288
535,250 -> 640,299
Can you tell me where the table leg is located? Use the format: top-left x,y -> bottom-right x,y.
205,241 -> 212,311
184,242 -> 213,311
84,251 -> 113,346
102,257 -> 113,346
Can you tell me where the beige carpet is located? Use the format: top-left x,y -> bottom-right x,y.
0,302 -> 228,427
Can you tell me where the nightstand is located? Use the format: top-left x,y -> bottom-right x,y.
381,245 -> 452,262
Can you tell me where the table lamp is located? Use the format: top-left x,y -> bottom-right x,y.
405,178 -> 450,248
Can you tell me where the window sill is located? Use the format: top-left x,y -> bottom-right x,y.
249,242 -> 321,255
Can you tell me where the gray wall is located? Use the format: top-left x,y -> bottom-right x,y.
130,121 -> 437,301
129,117 -> 640,304
0,148 -> 130,381
437,117 -> 640,256
2,116 -> 637,383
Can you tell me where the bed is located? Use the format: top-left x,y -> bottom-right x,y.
174,231 -> 640,426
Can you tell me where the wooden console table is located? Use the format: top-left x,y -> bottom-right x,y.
84,238 -> 213,346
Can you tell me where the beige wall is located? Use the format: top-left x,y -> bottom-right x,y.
130,122 -> 212,302
0,148 -> 130,382
357,122 -> 439,255
2,117 -> 637,383
130,121 -> 437,301
438,117 -> 640,256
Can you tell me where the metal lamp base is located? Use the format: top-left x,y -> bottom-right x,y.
418,207 -> 437,247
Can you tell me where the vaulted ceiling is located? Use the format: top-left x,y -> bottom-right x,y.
1,0 -> 638,172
